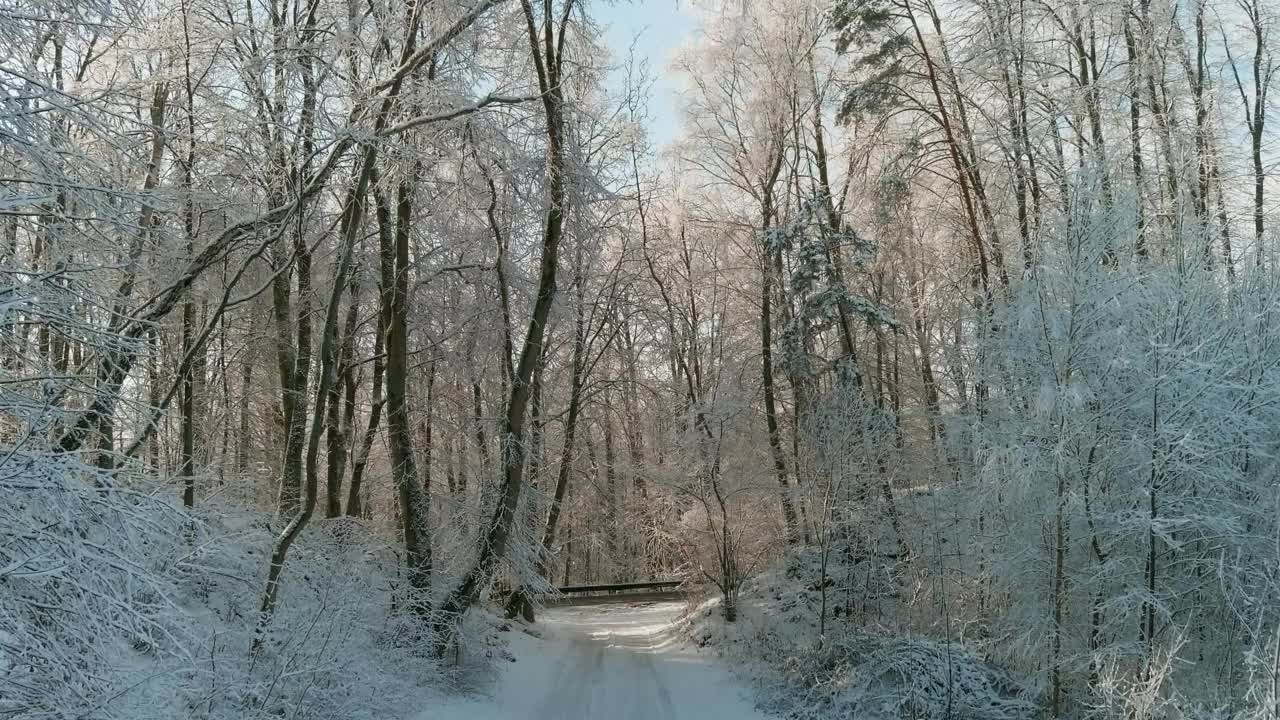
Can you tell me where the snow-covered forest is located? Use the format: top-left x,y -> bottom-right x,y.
3,0 -> 1280,716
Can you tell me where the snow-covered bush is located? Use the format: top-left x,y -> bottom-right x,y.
684,552 -> 1039,720
972,196 -> 1280,709
693,182 -> 1280,718
1,458 -> 192,719
0,458 -> 464,720
768,634 -> 1037,720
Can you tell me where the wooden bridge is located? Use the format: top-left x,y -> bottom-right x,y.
550,579 -> 685,601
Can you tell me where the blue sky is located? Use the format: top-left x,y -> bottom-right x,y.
598,1 -> 701,147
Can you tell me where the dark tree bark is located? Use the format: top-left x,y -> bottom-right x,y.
900,0 -> 993,302
505,260 -> 585,622
325,265 -> 360,518
98,79 -> 168,474
435,0 -> 575,640
603,411 -> 619,579
178,31 -> 201,506
386,126 -> 431,606
254,148 -> 374,652
758,152 -> 801,546
346,180 -> 393,518
1124,5 -> 1149,257
1223,0 -> 1273,267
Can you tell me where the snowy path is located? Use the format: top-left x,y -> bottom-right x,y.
433,599 -> 769,720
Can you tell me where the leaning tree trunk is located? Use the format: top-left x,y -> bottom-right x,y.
505,268 -> 585,622
252,0 -> 504,644
435,0 -> 572,642
253,153 -> 372,653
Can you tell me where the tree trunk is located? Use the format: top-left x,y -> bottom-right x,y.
506,269 -> 585,621
346,181 -> 394,518
904,0 -> 993,302
759,162 -> 800,545
435,0 -> 573,640
254,147 -> 372,652
1124,7 -> 1149,257
325,266 -> 360,518
179,64 -> 199,506
237,332 -> 254,474
604,412 -> 618,579
386,149 -> 431,608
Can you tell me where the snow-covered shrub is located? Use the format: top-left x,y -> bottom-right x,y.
971,196 -> 1280,709
1239,627 -> 1280,720
1,457 -> 193,719
169,508 -> 437,720
685,548 -> 1038,720
686,186 -> 1280,719
0,456 -> 460,720
767,634 -> 1038,720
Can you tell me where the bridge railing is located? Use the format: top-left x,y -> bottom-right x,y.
551,580 -> 685,597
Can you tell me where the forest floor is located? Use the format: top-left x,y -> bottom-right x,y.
431,598 -> 770,720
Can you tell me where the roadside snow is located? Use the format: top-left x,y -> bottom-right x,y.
429,599 -> 772,720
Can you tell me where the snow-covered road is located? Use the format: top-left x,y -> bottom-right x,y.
433,599 -> 769,720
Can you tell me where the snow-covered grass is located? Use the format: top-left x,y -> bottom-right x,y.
0,462 -> 499,720
684,551 -> 1040,720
